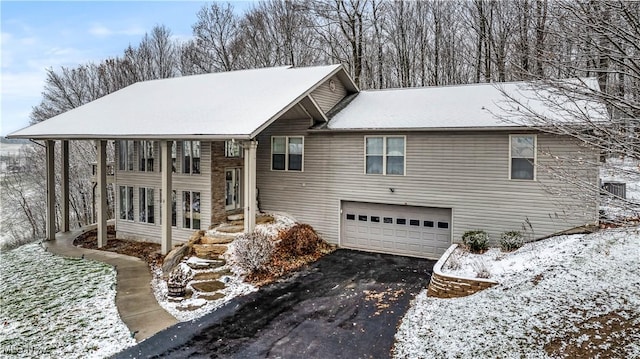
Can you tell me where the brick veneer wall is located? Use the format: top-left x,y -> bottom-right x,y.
427,244 -> 498,299
210,141 -> 244,225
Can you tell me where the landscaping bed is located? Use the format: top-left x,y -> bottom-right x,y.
74,225 -> 163,267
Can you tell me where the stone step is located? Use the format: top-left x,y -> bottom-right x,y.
216,224 -> 244,233
200,234 -> 235,244
191,280 -> 226,293
199,292 -> 225,301
193,271 -> 226,281
192,244 -> 228,259
227,213 -> 244,221
186,258 -> 226,270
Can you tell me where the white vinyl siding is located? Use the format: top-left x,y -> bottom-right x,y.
365,136 -> 405,175
271,136 -> 304,171
510,134 -> 536,180
257,118 -> 598,249
309,74 -> 348,112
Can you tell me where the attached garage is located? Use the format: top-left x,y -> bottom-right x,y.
340,201 -> 452,259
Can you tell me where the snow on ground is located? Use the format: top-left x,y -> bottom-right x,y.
600,157 -> 640,220
150,212 -> 296,322
394,228 -> 640,358
0,243 -> 135,358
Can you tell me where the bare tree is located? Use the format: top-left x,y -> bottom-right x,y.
192,2 -> 241,72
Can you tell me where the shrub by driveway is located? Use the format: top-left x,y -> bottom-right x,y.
115,249 -> 434,359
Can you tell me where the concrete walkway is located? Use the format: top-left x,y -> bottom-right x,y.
45,225 -> 178,342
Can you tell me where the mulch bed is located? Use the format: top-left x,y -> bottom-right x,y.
246,224 -> 335,286
73,225 -> 163,266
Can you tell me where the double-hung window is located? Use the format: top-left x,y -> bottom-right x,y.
365,136 -> 405,175
183,141 -> 201,174
139,187 -> 154,223
119,186 -> 134,221
183,191 -> 201,230
117,140 -> 134,171
510,135 -> 536,180
139,141 -> 154,172
271,136 -> 303,171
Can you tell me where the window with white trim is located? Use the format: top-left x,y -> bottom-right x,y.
365,136 -> 405,175
139,141 -> 154,172
271,136 -> 303,171
225,140 -> 242,158
117,140 -> 134,171
139,187 -> 155,223
119,186 -> 134,221
182,141 -> 201,174
183,191 -> 201,230
510,134 -> 536,180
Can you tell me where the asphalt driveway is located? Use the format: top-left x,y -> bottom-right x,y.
115,249 -> 434,359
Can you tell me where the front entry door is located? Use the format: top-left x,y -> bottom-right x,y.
225,168 -> 242,210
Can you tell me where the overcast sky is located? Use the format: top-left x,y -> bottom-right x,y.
1,1 -> 252,137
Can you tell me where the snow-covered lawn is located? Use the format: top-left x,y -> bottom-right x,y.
0,244 -> 135,358
600,157 -> 640,220
394,227 -> 640,358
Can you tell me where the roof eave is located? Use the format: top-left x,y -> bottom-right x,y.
5,133 -> 253,141
309,126 -> 539,133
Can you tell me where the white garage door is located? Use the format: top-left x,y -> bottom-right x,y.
341,201 -> 452,259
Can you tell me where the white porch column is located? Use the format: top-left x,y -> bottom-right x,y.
45,140 -> 56,241
243,140 -> 258,233
61,140 -> 70,232
160,140 -> 173,255
96,140 -> 108,248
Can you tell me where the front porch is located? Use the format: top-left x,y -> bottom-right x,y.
43,139 -> 260,255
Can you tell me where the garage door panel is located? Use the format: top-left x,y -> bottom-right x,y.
341,201 -> 451,259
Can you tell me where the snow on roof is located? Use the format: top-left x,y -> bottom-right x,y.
9,64 -> 343,139
328,78 -> 608,130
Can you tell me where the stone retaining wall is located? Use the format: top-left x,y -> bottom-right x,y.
427,244 -> 498,299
